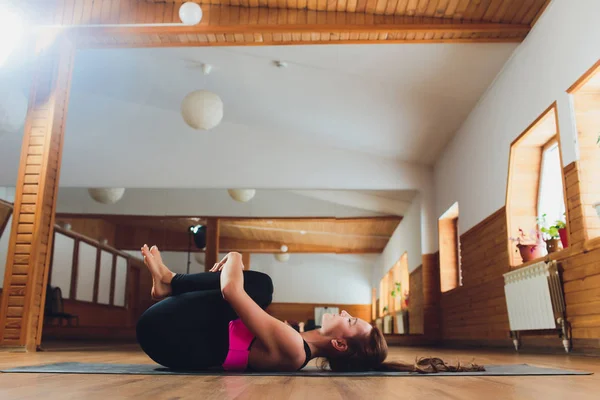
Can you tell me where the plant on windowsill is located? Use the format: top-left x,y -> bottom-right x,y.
510,227 -> 547,263
391,282 -> 402,308
537,214 -> 565,253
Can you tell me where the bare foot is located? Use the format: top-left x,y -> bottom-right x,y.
141,244 -> 174,300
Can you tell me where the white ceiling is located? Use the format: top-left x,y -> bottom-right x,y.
0,42 -> 517,189
68,44 -> 515,162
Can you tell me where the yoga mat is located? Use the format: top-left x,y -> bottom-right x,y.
0,363 -> 592,377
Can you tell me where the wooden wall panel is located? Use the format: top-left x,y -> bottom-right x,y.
0,35 -> 74,351
440,208 -> 510,341
408,266 -> 424,334
564,162 -> 588,246
55,218 -> 116,246
266,303 -> 371,324
440,200 -> 600,351
421,253 -> 440,339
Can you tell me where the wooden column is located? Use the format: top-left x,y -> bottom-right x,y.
0,34 -> 74,351
204,218 -> 220,272
242,253 -> 251,270
422,253 -> 441,341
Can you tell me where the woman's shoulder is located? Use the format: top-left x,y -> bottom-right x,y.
250,330 -> 309,371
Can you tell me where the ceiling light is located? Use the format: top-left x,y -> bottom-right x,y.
0,8 -> 23,66
181,63 -> 223,130
179,2 -> 203,26
280,244 -> 288,252
300,230 -> 307,235
88,188 -> 125,204
274,253 -> 290,262
228,189 -> 256,203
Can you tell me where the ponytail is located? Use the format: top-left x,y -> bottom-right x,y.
320,326 -> 485,373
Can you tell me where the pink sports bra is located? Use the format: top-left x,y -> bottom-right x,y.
222,318 -> 312,372
222,319 -> 255,371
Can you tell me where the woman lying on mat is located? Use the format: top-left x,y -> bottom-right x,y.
137,245 -> 483,373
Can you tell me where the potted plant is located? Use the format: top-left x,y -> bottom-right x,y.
510,227 -> 547,262
537,214 -> 564,253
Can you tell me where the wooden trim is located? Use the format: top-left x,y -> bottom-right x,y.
83,37 -> 525,49
70,20 -> 530,36
109,254 -> 116,306
92,247 -> 101,303
57,213 -> 402,223
69,240 -> 80,300
55,225 -> 131,259
567,58 -> 600,94
510,102 -> 558,147
46,4 -> 532,48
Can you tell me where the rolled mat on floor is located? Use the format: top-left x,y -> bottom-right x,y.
0,363 -> 592,376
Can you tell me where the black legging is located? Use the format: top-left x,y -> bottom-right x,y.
136,270 -> 273,370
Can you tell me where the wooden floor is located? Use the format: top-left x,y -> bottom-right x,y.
0,342 -> 599,399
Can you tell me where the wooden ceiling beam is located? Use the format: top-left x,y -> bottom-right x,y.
44,3 -> 530,47
113,226 -> 383,254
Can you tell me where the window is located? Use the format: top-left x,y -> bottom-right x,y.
506,104 -> 568,266
538,139 -> 566,225
378,252 -> 409,318
439,202 -> 461,292
568,60 -> 600,241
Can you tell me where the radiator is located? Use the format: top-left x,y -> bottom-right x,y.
503,260 -> 570,352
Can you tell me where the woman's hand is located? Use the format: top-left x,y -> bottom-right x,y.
216,252 -> 245,301
209,252 -> 244,272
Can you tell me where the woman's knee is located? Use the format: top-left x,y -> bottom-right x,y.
243,271 -> 273,294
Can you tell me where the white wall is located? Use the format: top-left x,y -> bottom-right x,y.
435,0 -> 600,235
57,188 -> 387,217
372,197 -> 422,296
249,253 -> 374,304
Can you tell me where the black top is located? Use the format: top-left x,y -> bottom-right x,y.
298,339 -> 312,370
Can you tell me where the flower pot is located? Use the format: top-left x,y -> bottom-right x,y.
545,238 -> 560,253
558,228 -> 568,248
517,244 -> 547,262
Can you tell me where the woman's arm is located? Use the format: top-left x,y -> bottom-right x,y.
214,253 -> 304,362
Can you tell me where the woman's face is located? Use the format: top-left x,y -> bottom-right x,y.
320,310 -> 373,340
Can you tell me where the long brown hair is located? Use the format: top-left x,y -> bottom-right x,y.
319,327 -> 485,373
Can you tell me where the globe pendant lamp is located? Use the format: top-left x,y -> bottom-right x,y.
181,64 -> 223,131
228,189 -> 256,203
88,188 -> 125,205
